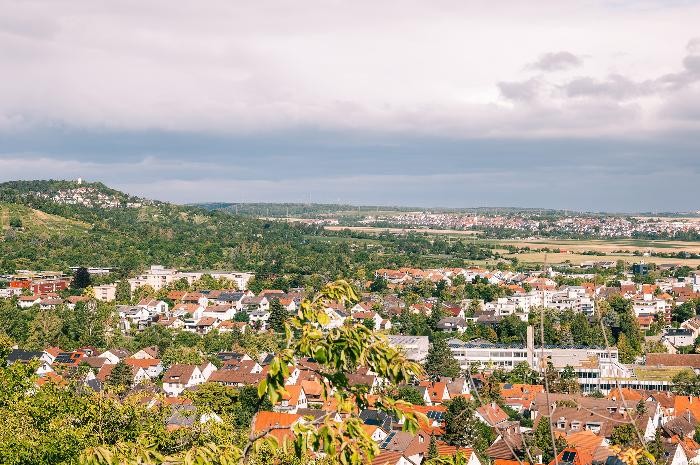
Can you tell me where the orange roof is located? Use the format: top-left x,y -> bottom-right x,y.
125,357 -> 161,368
607,387 -> 643,402
674,396 -> 700,420
253,411 -> 301,432
280,384 -> 304,405
565,430 -> 604,456
300,379 -> 323,397
549,447 -> 593,465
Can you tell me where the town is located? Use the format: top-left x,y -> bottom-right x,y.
3,257 -> 700,465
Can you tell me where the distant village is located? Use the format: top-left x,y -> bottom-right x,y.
359,212 -> 700,238
4,260 -> 700,465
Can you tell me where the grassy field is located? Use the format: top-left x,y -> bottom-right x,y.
0,202 -> 90,236
497,238 -> 700,253
504,251 -> 700,267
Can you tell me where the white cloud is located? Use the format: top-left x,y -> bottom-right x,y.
0,1 -> 699,138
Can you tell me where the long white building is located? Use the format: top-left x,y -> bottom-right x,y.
128,265 -> 254,292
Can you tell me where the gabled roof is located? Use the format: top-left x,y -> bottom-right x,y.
476,402 -> 509,426
162,364 -> 198,384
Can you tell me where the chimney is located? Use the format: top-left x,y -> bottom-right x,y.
527,325 -> 535,368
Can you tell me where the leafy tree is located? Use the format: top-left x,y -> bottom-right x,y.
267,298 -> 289,333
184,383 -> 239,416
73,267 -> 92,289
428,300 -> 445,330
115,280 -> 131,304
26,310 -> 62,350
617,333 -> 636,364
425,336 -> 461,379
395,385 -> 425,405
672,369 -> 700,396
161,346 -> 205,367
8,217 -> 22,228
508,361 -> 539,385
673,301 -> 697,323
609,424 -> 639,448
648,428 -> 664,462
479,374 -> 502,403
532,416 -> 567,463
132,285 -> 156,304
369,275 -> 388,293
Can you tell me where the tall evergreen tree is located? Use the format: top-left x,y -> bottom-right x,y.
268,298 -> 289,333
425,336 -> 461,379
106,361 -> 133,389
443,396 -> 494,456
427,434 -> 439,460
72,267 -> 91,289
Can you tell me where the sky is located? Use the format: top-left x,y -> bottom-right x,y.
1,0 -> 700,212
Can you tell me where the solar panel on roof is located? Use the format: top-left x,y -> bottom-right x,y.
426,411 -> 444,421
380,431 -> 396,449
562,451 -> 577,462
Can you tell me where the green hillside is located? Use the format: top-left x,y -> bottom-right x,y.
0,180 -> 497,284
0,202 -> 90,236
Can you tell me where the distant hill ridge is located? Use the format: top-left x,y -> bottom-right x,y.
0,179 -> 155,210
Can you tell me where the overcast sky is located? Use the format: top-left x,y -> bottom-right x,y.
1,0 -> 699,211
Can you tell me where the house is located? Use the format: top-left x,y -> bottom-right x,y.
253,411 -> 302,444
199,362 -> 217,380
436,317 -> 468,333
202,304 -> 236,321
99,348 -> 130,365
663,329 -> 696,348
6,349 -> 55,376
39,298 -> 63,310
137,299 -> 169,315
387,335 -> 430,362
162,364 -> 205,397
419,381 -> 451,406
322,303 -> 348,329
125,357 -> 164,379
242,296 -> 269,312
216,291 -> 248,309
549,448 -> 593,465
193,317 -> 219,334
217,320 -> 247,333
172,303 -> 204,319
131,346 -> 159,360
65,295 -> 89,309
97,363 -> 149,386
274,384 -> 308,414
475,402 -> 509,427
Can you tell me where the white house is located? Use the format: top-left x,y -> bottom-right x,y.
162,364 -> 205,397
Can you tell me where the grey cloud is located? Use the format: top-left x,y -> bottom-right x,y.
563,74 -> 656,100
529,51 -> 583,71
687,37 -> 700,54
497,79 -> 541,101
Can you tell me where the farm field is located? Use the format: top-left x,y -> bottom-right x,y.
504,251 -> 700,267
496,238 -> 700,254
